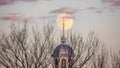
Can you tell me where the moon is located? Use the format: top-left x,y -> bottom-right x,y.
57,13 -> 73,30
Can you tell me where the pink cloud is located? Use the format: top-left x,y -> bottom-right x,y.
104,0 -> 120,3
104,0 -> 120,6
84,6 -> 103,13
17,0 -> 38,2
49,7 -> 79,14
0,0 -> 14,5
0,15 -> 22,21
86,7 -> 98,10
0,0 -> 38,5
74,6 -> 102,13
0,15 -> 34,21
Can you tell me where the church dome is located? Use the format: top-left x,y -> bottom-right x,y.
53,44 -> 74,58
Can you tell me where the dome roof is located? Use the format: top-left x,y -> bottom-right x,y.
53,44 -> 74,58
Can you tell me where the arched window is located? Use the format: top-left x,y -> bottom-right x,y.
61,59 -> 66,68
55,59 -> 58,68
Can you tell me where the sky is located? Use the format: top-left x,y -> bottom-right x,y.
0,0 -> 120,50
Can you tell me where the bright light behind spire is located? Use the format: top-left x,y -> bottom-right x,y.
57,13 -> 73,31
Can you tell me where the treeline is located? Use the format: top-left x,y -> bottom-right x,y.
0,23 -> 119,68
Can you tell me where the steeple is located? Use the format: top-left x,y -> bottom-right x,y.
52,13 -> 74,68
61,17 -> 66,44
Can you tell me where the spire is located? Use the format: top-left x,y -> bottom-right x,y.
61,17 -> 66,44
63,18 -> 65,37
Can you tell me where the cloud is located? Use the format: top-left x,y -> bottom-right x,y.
0,0 -> 38,5
49,7 -> 79,14
0,15 -> 34,21
86,7 -> 98,10
0,0 -> 14,5
38,15 -> 56,20
7,13 -> 21,15
17,0 -> 38,2
62,16 -> 74,19
0,15 -> 22,21
112,2 -> 120,6
96,11 -> 103,13
104,0 -> 120,6
85,6 -> 103,13
49,6 -> 103,14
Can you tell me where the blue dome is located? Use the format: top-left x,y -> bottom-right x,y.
53,44 -> 74,58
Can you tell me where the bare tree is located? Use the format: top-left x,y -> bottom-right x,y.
111,50 -> 120,68
66,32 -> 101,68
91,45 -> 108,68
0,23 -> 55,68
0,22 -> 107,68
